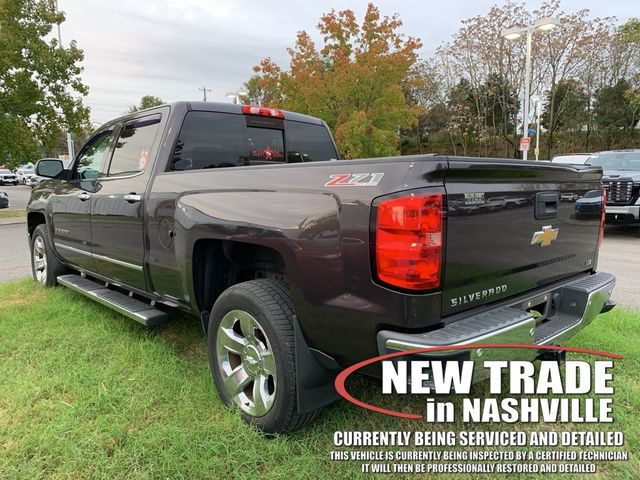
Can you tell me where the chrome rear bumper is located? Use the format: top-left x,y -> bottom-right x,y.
377,272 -> 615,378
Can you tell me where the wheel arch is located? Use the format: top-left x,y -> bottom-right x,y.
27,211 -> 47,237
192,238 -> 290,321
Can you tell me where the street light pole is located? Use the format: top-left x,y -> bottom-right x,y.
502,16 -> 561,161
522,29 -> 532,161
226,91 -> 249,104
54,0 -> 75,160
535,97 -> 542,160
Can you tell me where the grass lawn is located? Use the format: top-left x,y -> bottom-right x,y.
0,209 -> 25,219
0,278 -> 638,479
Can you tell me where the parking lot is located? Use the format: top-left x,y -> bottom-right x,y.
0,183 -> 32,210
0,211 -> 636,308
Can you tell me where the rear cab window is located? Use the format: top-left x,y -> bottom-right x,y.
170,111 -> 337,171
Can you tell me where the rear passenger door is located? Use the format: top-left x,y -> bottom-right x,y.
90,113 -> 164,291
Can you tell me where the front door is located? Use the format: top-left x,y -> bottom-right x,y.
50,129 -> 113,271
90,114 -> 163,291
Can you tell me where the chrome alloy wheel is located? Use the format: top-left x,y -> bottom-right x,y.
216,310 -> 277,417
33,236 -> 47,285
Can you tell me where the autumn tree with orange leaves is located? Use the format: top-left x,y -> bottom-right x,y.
244,4 -> 422,158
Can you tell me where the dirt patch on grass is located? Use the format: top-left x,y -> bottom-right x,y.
0,209 -> 26,219
161,320 -> 206,362
1,283 -> 46,309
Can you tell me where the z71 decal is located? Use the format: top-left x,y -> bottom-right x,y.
325,173 -> 384,187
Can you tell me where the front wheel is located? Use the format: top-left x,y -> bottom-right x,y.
30,224 -> 68,287
208,279 -> 320,433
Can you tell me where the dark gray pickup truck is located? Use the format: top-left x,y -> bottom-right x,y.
588,149 -> 640,226
28,101 -> 615,432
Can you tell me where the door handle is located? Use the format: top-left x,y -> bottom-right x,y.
123,193 -> 141,203
77,193 -> 91,201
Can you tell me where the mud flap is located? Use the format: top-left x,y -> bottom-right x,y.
293,318 -> 340,414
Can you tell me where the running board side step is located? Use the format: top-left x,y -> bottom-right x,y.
57,274 -> 168,327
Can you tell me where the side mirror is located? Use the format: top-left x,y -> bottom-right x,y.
35,159 -> 64,178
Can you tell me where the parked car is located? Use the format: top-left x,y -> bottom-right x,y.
28,175 -> 47,188
551,153 -> 591,164
561,193 -> 579,202
27,101 -> 616,433
485,196 -> 507,211
588,149 -> 640,226
0,190 -> 8,208
16,167 -> 36,185
0,168 -> 18,185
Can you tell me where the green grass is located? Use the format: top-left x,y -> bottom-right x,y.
0,279 -> 638,479
0,209 -> 25,219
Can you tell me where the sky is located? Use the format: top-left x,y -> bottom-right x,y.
55,0 -> 638,125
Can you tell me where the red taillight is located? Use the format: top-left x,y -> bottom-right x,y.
374,192 -> 443,291
597,187 -> 606,249
242,105 -> 284,119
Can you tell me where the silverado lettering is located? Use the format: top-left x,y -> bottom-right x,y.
27,101 -> 616,433
450,285 -> 508,307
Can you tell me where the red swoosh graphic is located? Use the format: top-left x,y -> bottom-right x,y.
334,343 -> 622,419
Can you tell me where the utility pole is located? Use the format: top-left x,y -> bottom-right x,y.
199,86 -> 211,102
54,0 -> 75,160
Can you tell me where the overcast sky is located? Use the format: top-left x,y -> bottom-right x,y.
55,0 -> 637,125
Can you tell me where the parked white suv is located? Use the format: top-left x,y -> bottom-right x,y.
0,169 -> 18,185
16,168 -> 36,185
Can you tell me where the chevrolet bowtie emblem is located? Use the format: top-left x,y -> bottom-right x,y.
531,225 -> 559,247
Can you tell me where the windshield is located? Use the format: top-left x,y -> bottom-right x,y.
0,169 -> 11,174
588,152 -> 640,171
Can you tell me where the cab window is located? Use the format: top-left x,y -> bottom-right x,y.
170,111 -> 337,171
74,130 -> 113,180
107,115 -> 162,176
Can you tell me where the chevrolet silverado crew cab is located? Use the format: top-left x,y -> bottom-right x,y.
28,101 -> 616,432
588,149 -> 640,227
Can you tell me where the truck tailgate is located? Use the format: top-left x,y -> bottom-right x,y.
442,158 -> 603,316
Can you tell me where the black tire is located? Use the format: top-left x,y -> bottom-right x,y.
208,279 -> 320,433
30,224 -> 68,287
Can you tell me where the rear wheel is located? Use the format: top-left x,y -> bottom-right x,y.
30,224 -> 68,287
208,279 -> 319,433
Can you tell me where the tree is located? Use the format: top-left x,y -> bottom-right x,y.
128,95 -> 165,113
404,60 -> 443,153
435,2 -> 530,157
446,79 -> 477,156
594,79 -> 640,148
481,73 -> 519,153
541,79 -> 587,143
0,0 -> 90,166
247,3 -> 422,158
617,19 -> 640,119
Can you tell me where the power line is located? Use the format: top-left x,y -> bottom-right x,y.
199,86 -> 212,101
